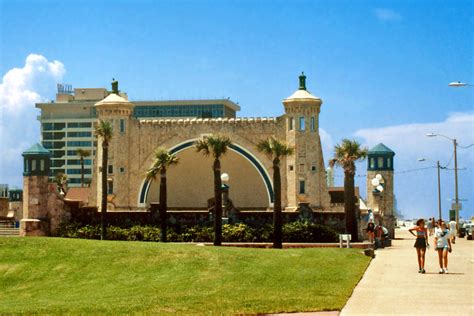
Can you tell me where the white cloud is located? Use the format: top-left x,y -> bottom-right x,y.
0,54 -> 64,114
374,8 -> 402,22
0,54 -> 65,187
355,112 -> 474,220
319,127 -> 334,158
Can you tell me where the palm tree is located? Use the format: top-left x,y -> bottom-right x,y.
195,134 -> 232,246
53,172 -> 68,195
257,137 -> 294,249
75,148 -> 91,187
333,139 -> 368,242
95,120 -> 113,240
146,147 -> 179,242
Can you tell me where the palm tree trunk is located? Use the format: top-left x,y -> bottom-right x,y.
101,144 -> 108,240
213,158 -> 223,246
80,156 -> 85,188
159,167 -> 167,242
273,158 -> 282,249
344,170 -> 357,241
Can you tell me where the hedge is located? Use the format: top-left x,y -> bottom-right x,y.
56,221 -> 338,243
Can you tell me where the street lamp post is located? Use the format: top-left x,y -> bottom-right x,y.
426,133 -> 460,233
448,81 -> 473,87
418,158 -> 443,220
221,173 -> 230,217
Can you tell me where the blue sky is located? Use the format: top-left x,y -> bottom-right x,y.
1,0 -> 473,220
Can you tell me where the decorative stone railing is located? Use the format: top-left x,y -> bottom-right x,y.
139,117 -> 280,126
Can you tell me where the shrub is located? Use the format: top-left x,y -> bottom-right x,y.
282,221 -> 338,242
222,223 -> 255,242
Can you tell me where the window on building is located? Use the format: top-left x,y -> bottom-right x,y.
387,158 -> 391,168
120,119 -> 125,133
31,160 -> 36,171
310,117 -> 315,132
299,180 -> 305,194
289,165 -> 294,171
378,157 -> 384,168
40,159 -> 45,171
311,165 -> 316,171
289,117 -> 294,130
299,117 -> 305,131
108,180 -> 114,195
108,165 -> 113,174
370,158 -> 375,169
119,167 -> 125,173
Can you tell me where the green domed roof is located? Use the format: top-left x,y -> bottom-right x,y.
22,143 -> 50,156
369,143 -> 395,155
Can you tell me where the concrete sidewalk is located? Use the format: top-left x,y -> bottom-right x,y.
341,228 -> 473,315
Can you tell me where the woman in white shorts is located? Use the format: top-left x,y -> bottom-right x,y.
448,220 -> 457,244
434,221 -> 452,274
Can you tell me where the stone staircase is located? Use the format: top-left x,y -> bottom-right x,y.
0,222 -> 20,237
0,227 -> 20,237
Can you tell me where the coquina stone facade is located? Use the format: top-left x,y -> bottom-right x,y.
90,74 -> 331,212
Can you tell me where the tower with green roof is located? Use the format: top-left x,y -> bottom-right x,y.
366,143 -> 396,238
282,73 -> 330,210
20,143 -> 51,236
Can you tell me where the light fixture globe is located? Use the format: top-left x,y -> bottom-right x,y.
371,178 -> 380,186
221,173 -> 229,182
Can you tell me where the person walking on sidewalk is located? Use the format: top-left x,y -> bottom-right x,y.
435,221 -> 452,274
448,219 -> 457,244
409,219 -> 429,273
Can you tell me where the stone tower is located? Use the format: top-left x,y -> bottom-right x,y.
94,91 -> 135,211
283,73 -> 330,210
366,143 -> 396,238
20,143 -> 51,236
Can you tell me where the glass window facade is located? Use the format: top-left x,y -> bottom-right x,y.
68,122 -> 92,128
134,104 -> 225,118
66,169 -> 91,175
67,131 -> 92,137
68,159 -> 92,165
43,123 -> 66,131
67,141 -> 92,147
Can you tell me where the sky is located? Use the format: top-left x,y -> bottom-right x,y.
0,0 -> 473,220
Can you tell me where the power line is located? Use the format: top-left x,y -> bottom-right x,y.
458,143 -> 474,149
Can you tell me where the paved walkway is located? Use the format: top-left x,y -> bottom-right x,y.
341,228 -> 473,315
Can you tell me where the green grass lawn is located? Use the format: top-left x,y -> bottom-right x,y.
0,237 -> 370,315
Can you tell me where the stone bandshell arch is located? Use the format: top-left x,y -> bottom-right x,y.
137,138 -> 274,208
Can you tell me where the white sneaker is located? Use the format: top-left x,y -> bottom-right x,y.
439,268 -> 444,274
444,268 -> 448,274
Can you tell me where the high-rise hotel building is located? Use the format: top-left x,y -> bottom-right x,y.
36,84 -> 240,186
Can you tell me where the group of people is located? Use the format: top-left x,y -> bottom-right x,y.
366,221 -> 386,247
409,218 -> 455,274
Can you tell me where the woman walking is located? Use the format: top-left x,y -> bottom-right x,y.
435,221 -> 452,274
367,221 -> 375,243
409,219 -> 429,273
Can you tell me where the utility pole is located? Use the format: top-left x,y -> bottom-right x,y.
436,160 -> 441,220
453,139 -> 459,234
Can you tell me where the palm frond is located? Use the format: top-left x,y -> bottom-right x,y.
195,134 -> 232,159
75,148 -> 91,158
257,137 -> 294,159
146,147 -> 179,180
333,139 -> 368,173
95,120 -> 113,143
